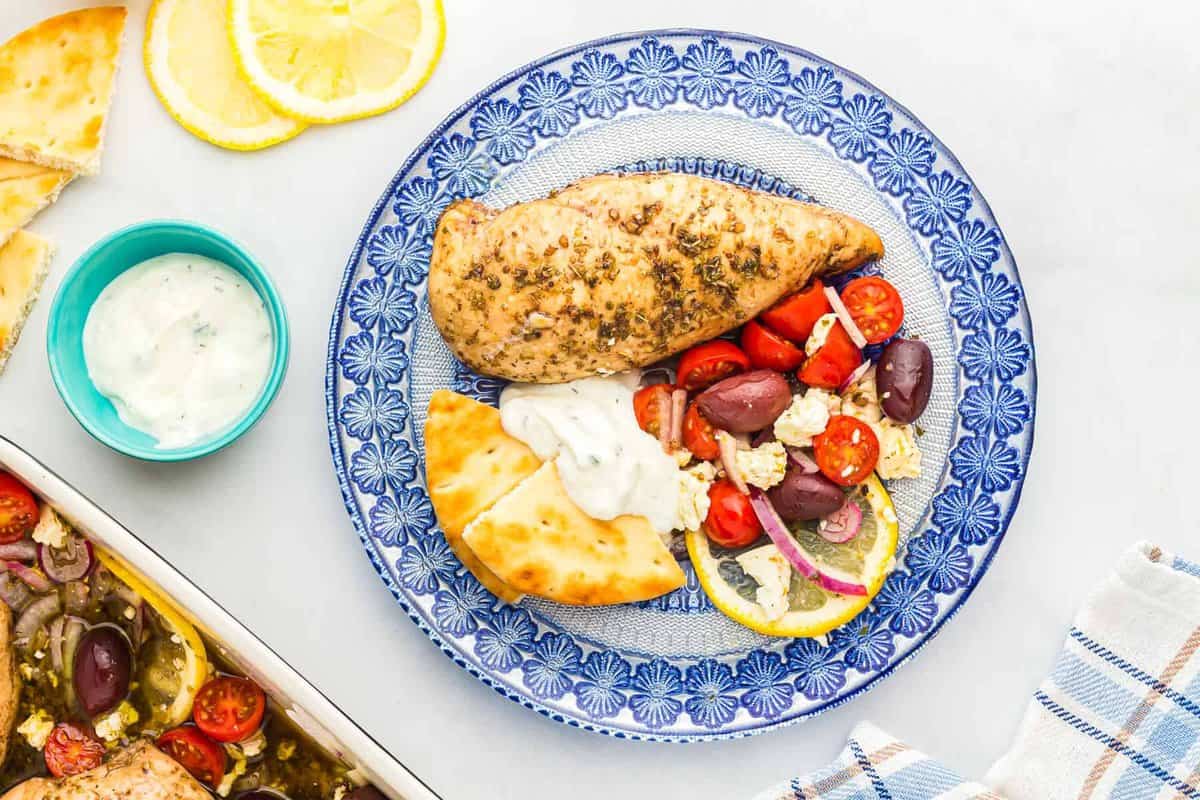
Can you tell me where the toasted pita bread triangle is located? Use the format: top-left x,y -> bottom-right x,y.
463,462 -> 686,606
0,229 -> 54,374
424,390 -> 540,603
0,158 -> 71,248
0,7 -> 126,175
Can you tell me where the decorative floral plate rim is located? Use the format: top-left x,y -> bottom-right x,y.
325,28 -> 1037,741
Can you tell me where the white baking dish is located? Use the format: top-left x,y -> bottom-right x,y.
0,435 -> 439,800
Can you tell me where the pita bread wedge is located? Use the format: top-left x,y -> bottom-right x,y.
0,229 -> 54,374
0,7 -> 127,176
0,158 -> 71,248
424,390 -> 540,603
463,462 -> 686,606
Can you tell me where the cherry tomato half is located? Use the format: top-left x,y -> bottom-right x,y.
703,480 -> 763,548
0,472 -> 38,544
676,341 -> 750,391
741,320 -> 806,371
840,276 -> 904,344
158,726 -> 226,786
192,675 -> 266,743
633,384 -> 673,439
813,415 -> 879,487
759,280 -> 831,342
682,403 -> 720,461
43,722 -> 105,778
797,322 -> 863,390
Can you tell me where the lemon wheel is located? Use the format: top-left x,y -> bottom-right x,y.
227,0 -> 446,125
145,0 -> 306,150
688,475 -> 899,638
96,548 -> 210,728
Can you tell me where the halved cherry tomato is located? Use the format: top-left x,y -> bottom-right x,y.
797,322 -> 863,389
682,403 -> 720,461
633,384 -> 673,438
158,726 -> 226,786
741,320 -> 806,371
759,280 -> 832,342
813,416 -> 879,486
43,722 -> 105,778
676,341 -> 750,391
703,480 -> 763,548
0,472 -> 38,544
840,276 -> 904,344
192,675 -> 266,743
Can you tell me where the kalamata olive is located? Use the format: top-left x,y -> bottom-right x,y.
73,624 -> 133,716
876,338 -> 933,423
695,370 -> 792,433
344,788 -> 388,800
767,468 -> 845,522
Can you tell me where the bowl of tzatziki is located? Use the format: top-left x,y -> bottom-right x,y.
46,220 -> 289,461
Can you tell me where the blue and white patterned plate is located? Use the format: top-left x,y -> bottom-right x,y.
325,30 -> 1036,741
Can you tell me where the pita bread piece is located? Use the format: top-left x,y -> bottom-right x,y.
0,229 -> 54,374
463,462 -> 686,606
0,7 -> 127,175
424,389 -> 541,603
0,157 -> 71,248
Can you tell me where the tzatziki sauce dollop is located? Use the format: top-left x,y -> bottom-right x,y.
499,372 -> 682,533
83,253 -> 273,449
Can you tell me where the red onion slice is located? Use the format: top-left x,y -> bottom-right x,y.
669,389 -> 687,449
0,541 -> 38,562
717,431 -> 749,494
818,499 -> 863,543
14,592 -> 60,648
747,489 -> 818,578
38,536 -> 94,583
5,561 -> 52,592
840,360 -> 873,392
655,391 -> 672,453
49,614 -> 66,673
785,447 -> 820,474
824,285 -> 868,349
815,563 -> 869,596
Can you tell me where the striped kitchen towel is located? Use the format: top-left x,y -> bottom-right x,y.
750,722 -> 998,799
986,541 -> 1200,799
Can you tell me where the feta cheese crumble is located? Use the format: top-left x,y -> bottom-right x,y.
734,441 -> 788,489
31,505 -> 69,549
875,419 -> 922,479
736,546 -> 792,620
94,701 -> 139,742
774,389 -> 833,447
17,709 -> 54,749
805,313 -> 839,357
677,462 -> 716,532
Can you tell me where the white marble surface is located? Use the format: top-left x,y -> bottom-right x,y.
2,0 -> 1198,797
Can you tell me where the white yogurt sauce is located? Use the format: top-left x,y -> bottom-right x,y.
83,253 -> 273,449
499,373 -> 682,533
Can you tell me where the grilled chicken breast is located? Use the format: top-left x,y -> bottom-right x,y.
0,607 -> 17,767
0,741 -> 210,800
429,172 -> 884,383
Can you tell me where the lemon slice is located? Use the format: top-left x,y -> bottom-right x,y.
145,0 -> 305,151
227,0 -> 446,125
688,475 -> 899,638
96,548 -> 210,728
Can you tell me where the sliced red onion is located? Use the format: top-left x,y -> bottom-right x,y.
62,616 -> 85,691
815,562 -> 868,596
717,431 -> 749,494
824,285 -> 868,349
751,428 -> 776,448
785,447 -> 820,474
14,592 -> 60,648
49,614 -> 65,673
38,536 -> 93,583
747,489 -> 817,578
733,432 -> 752,451
818,498 -> 863,543
655,391 -> 672,453
5,561 -> 52,592
0,572 -> 32,611
0,541 -> 38,562
669,389 -> 687,449
840,359 -> 873,392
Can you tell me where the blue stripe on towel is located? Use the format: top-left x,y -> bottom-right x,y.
1070,629 -> 1200,720
1035,690 -> 1200,798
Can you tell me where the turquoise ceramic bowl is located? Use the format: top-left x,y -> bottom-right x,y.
47,220 -> 290,462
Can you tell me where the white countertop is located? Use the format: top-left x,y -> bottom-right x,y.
3,1 -> 1198,797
